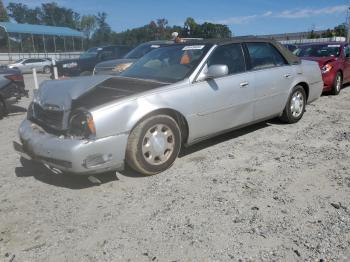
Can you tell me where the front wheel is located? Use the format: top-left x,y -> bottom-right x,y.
0,97 -> 7,119
331,72 -> 342,95
126,115 -> 182,175
280,85 -> 306,124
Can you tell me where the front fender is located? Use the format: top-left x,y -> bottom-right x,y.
91,89 -> 190,139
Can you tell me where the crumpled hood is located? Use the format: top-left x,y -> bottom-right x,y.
36,75 -> 111,110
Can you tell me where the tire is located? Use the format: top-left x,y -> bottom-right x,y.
126,115 -> 182,175
80,71 -> 91,76
0,97 -> 7,119
331,72 -> 342,95
43,66 -> 51,74
280,85 -> 306,124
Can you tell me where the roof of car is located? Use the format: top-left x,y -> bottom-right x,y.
145,40 -> 175,45
297,42 -> 346,46
164,37 -> 301,65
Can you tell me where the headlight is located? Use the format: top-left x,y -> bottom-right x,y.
62,62 -> 78,69
69,111 -> 96,138
112,63 -> 133,73
321,64 -> 333,74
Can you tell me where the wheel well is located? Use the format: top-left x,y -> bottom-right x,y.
297,82 -> 309,101
135,108 -> 189,144
337,69 -> 343,77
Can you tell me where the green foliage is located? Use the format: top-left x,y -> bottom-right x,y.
80,15 -> 96,39
182,18 -> 232,38
7,3 -> 31,23
91,12 -> 112,45
5,4 -> 232,48
40,2 -> 80,29
333,23 -> 346,37
112,17 -> 231,46
7,2 -> 80,28
0,0 -> 9,22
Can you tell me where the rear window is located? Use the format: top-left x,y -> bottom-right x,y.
294,44 -> 341,58
246,42 -> 287,70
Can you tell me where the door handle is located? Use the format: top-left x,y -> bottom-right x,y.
240,81 -> 249,88
284,74 -> 292,78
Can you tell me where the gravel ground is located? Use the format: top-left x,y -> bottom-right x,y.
0,74 -> 349,262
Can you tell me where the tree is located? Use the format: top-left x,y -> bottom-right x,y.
80,15 -> 96,39
184,17 -> 198,36
7,3 -> 28,23
321,29 -> 333,38
92,12 -> 112,45
333,23 -> 346,37
40,2 -> 80,29
0,0 -> 9,21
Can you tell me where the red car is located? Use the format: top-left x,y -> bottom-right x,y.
294,42 -> 350,95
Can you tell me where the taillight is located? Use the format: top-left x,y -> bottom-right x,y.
5,74 -> 24,82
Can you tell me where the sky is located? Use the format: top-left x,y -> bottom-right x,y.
3,0 -> 350,36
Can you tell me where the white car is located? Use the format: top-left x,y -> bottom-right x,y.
8,58 -> 52,74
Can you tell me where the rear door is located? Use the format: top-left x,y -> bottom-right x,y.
21,59 -> 34,73
190,43 -> 254,139
245,42 -> 294,120
33,59 -> 45,71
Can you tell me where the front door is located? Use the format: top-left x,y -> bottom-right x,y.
188,43 -> 254,141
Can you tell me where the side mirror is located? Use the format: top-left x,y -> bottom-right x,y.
206,65 -> 229,79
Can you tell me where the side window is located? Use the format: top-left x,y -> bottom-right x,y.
25,59 -> 35,63
207,43 -> 246,75
246,42 -> 287,70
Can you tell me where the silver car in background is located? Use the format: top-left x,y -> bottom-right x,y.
8,58 -> 52,74
14,38 -> 323,176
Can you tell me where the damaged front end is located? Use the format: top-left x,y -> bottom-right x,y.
14,76 -> 132,175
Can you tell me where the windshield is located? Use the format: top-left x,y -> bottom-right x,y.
121,44 -> 210,83
14,58 -> 25,64
294,44 -> 341,58
124,43 -> 162,59
79,47 -> 100,59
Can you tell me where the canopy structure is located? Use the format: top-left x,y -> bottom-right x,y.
0,22 -> 83,37
0,22 -> 84,57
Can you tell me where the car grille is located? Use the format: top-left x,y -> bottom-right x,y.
33,103 -> 64,129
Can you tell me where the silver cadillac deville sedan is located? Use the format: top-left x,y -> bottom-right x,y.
14,38 -> 323,175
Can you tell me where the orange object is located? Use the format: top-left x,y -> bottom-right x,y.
180,52 -> 190,64
87,114 -> 96,135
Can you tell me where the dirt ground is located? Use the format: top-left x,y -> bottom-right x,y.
0,74 -> 349,262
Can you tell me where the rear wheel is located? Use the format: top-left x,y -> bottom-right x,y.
280,85 -> 306,124
43,66 -> 51,74
331,72 -> 342,95
0,97 -> 7,119
126,115 -> 181,175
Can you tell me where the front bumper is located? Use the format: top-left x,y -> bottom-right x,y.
14,120 -> 128,175
322,72 -> 335,91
